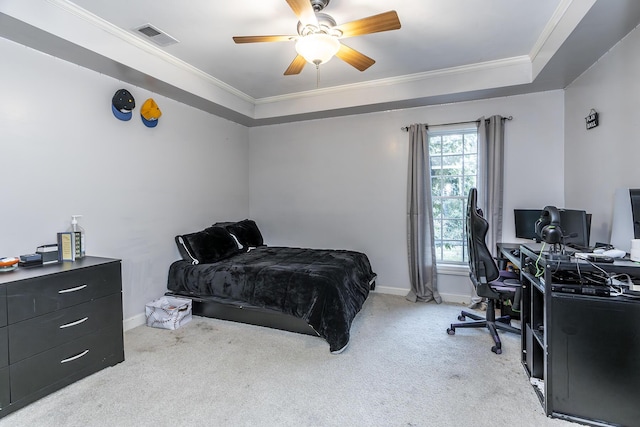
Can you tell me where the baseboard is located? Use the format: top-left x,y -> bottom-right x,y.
372,285 -> 407,296
123,313 -> 146,332
437,293 -> 470,305
373,286 -> 470,305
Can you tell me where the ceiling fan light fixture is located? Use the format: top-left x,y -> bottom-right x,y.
233,3 -> 401,76
295,33 -> 340,66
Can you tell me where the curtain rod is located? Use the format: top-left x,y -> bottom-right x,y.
400,116 -> 513,132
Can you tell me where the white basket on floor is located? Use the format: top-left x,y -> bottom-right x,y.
145,296 -> 192,330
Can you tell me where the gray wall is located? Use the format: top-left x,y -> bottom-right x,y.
0,38 -> 250,323
564,24 -> 640,247
249,91 -> 565,300
11,17 -> 625,318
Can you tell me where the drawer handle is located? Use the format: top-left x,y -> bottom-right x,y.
58,284 -> 88,294
59,317 -> 89,329
60,349 -> 89,364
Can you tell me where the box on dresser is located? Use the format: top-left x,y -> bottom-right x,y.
36,244 -> 59,264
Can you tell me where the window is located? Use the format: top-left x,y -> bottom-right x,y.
430,128 -> 478,264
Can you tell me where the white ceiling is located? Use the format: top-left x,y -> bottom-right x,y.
70,0 -> 560,99
2,0 -> 640,126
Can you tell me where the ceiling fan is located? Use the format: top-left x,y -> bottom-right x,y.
233,0 -> 401,75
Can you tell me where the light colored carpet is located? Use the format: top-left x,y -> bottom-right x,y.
0,293 -> 573,427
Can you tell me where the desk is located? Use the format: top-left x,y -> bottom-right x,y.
517,243 -> 640,426
497,242 -> 521,269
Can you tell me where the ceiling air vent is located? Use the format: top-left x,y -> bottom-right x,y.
133,23 -> 179,47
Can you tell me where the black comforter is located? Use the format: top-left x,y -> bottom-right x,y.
167,246 -> 376,352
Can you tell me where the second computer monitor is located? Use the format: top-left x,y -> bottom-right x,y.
559,209 -> 590,248
513,208 -> 591,247
514,209 -> 542,241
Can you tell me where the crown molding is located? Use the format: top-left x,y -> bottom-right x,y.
45,1 -> 533,112
255,55 -> 532,105
48,0 -> 256,104
529,0 -> 598,79
529,0 -> 574,61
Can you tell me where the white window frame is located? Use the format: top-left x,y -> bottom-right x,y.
429,126 -> 482,265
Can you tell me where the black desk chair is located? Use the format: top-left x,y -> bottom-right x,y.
447,188 -> 521,354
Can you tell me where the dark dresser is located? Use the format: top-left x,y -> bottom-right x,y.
0,256 -> 124,418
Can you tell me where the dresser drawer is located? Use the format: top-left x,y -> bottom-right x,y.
7,262 -> 121,323
0,366 -> 9,412
9,292 -> 122,363
0,286 -> 6,328
10,323 -> 123,403
0,328 -> 7,368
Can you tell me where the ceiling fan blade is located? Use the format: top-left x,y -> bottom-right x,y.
284,55 -> 307,75
335,43 -> 375,72
286,0 -> 318,27
233,35 -> 295,44
335,11 -> 401,38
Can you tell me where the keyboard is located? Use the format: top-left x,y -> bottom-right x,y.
574,252 -> 615,263
566,243 -> 593,252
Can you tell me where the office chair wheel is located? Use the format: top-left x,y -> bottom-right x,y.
457,315 -> 465,321
447,327 -> 455,335
491,346 -> 502,354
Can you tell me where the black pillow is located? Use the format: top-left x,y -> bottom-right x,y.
175,226 -> 240,264
212,221 -> 243,249
212,221 -> 236,229
226,219 -> 264,250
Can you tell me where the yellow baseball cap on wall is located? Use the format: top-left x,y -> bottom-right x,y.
140,98 -> 162,127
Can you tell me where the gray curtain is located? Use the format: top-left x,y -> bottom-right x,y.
482,115 -> 506,256
469,115 -> 506,306
406,124 -> 441,303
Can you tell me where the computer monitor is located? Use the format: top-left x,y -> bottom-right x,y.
610,188 -> 640,253
514,209 -> 542,241
559,209 -> 590,249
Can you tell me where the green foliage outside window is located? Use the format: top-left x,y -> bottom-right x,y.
430,129 -> 478,263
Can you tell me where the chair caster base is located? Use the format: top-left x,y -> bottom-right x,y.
491,346 -> 502,354
447,327 -> 455,335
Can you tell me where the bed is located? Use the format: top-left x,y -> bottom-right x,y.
165,220 -> 376,353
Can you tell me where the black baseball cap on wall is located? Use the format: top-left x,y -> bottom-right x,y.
112,89 -> 135,121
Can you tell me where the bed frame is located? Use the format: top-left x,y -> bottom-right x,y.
165,279 -> 375,338
165,292 -> 320,336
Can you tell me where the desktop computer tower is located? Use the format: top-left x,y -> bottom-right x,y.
549,294 -> 640,425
